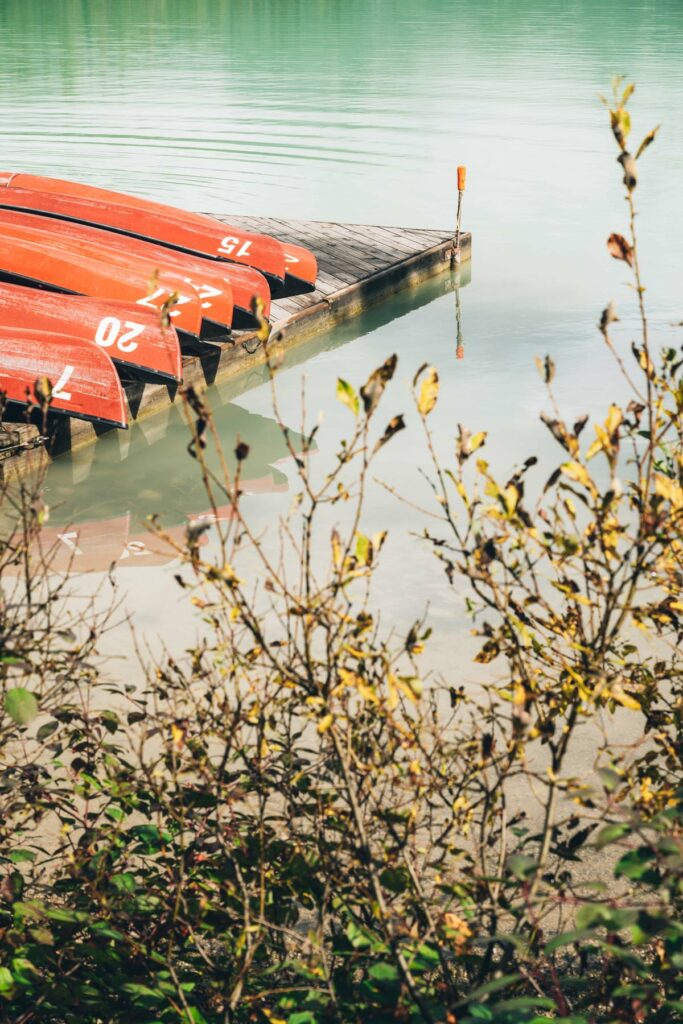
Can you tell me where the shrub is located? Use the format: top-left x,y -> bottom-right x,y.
0,81 -> 681,1024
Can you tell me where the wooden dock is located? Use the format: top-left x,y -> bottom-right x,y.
0,218 -> 471,473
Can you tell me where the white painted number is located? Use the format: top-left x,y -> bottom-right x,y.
137,287 -> 168,311
182,278 -> 222,310
57,531 -> 82,555
52,365 -> 75,401
136,289 -> 191,319
119,541 -> 150,559
218,235 -> 252,258
95,317 -> 146,353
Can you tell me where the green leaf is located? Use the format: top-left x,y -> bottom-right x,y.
544,928 -> 592,953
594,822 -> 630,849
411,942 -> 440,971
0,967 -> 14,993
506,854 -> 537,880
462,1006 -> 494,1021
346,921 -> 372,950
100,709 -> 120,734
494,997 -> 556,1011
9,849 -> 36,864
461,973 -> 522,1004
44,907 -> 89,924
187,1008 -> 208,1024
379,866 -> 408,894
288,1014 -> 318,1024
368,961 -> 400,984
11,957 -> 40,986
122,982 -> 165,1005
597,767 -> 621,792
36,720 -> 58,742
631,910 -> 669,944
615,847 -> 660,885
4,687 -> 39,726
336,378 -> 359,416
575,904 -> 637,931
111,872 -> 136,893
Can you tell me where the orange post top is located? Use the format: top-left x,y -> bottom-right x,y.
457,166 -> 467,191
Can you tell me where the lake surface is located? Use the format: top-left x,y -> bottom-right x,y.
1,0 -> 681,677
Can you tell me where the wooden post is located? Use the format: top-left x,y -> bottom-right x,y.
454,165 -> 467,264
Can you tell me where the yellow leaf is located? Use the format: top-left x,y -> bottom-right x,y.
561,461 -> 591,487
609,683 -> 641,711
655,474 -> 683,509
454,478 -> 469,507
372,529 -> 387,553
355,532 -> 371,565
418,367 -> 439,416
357,682 -> 379,704
387,675 -> 399,711
395,678 -> 421,704
331,528 -> 343,569
407,677 -> 423,698
317,714 -> 334,734
605,404 -> 623,436
336,378 -> 359,416
503,484 -> 519,514
585,438 -> 602,461
343,643 -> 371,659
339,668 -> 378,704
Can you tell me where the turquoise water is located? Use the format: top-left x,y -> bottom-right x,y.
1,0 -> 681,672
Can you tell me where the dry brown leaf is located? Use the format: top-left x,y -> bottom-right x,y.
607,233 -> 634,267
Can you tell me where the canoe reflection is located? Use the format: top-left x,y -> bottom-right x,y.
25,470 -> 290,575
31,397 -> 308,574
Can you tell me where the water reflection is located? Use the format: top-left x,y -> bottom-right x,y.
35,266 -> 468,574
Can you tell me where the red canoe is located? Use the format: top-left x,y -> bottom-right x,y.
0,202 -> 270,326
0,230 -> 204,338
0,212 -> 231,337
0,327 -> 127,428
0,182 -> 287,290
0,173 -> 317,293
0,283 -> 182,383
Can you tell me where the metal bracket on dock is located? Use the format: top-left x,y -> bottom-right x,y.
0,432 -> 47,460
241,336 -> 262,356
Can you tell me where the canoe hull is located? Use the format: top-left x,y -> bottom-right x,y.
0,283 -> 182,383
0,231 -> 204,337
0,209 -> 238,330
0,184 -> 287,289
0,173 -> 318,292
0,327 -> 127,428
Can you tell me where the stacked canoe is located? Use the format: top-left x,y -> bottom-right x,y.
0,172 -> 317,430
